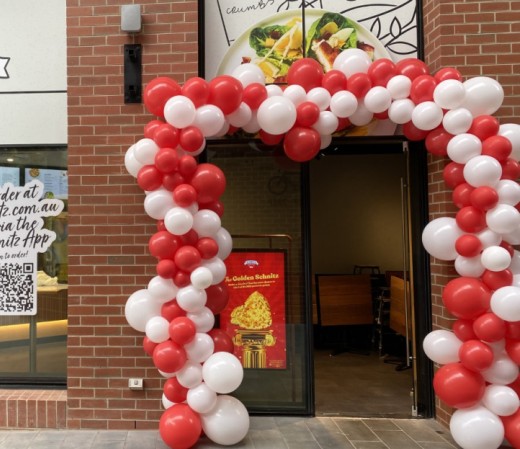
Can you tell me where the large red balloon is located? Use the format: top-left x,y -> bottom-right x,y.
149,231 -> 181,260
458,339 -> 494,372
442,277 -> 491,320
469,186 -> 499,211
287,58 -> 324,92
153,340 -> 187,373
425,126 -> 453,157
433,362 -> 486,408
159,404 -> 202,449
283,126 -> 321,162
468,115 -> 500,141
181,77 -> 209,108
452,183 -> 474,209
242,83 -> 267,110
190,163 -> 226,203
501,409 -> 520,449
163,376 -> 189,403
395,58 -> 430,80
208,75 -> 243,114
208,328 -> 234,353
137,165 -> 163,191
205,282 -> 229,315
472,312 -> 506,342
321,69 -> 347,94
367,58 -> 397,87
169,316 -> 196,345
455,206 -> 487,233
144,77 -> 182,118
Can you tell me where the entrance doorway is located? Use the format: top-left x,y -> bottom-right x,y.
309,143 -> 421,417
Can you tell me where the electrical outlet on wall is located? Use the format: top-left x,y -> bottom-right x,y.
128,378 -> 144,390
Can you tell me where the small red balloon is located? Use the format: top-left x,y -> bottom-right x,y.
322,69 -> 347,94
287,58 -> 324,92
434,67 -> 463,82
208,75 -> 243,114
153,340 -> 187,373
402,121 -> 429,141
468,115 -> 500,141
443,162 -> 465,189
144,77 -> 182,118
208,328 -> 234,353
155,147 -> 179,174
410,75 -> 437,104
173,184 -> 197,207
143,336 -> 158,357
433,362 -> 486,408
456,206 -> 487,233
157,259 -> 177,279
367,58 -> 397,87
482,269 -> 513,291
199,200 -> 224,217
473,312 -> 506,342
502,409 -> 520,449
425,126 -> 453,157
163,377 -> 189,403
501,158 -> 520,180
469,186 -> 499,211
453,319 -> 478,342
159,403 -> 202,449
174,246 -> 202,273
163,172 -> 185,191
458,339 -> 494,372
452,183 -> 474,209
482,135 -> 513,162
455,234 -> 482,258
205,283 -> 229,315
442,277 -> 491,320
161,299 -> 186,322
347,72 -> 372,98
178,155 -> 198,179
153,123 -> 180,149
508,322 -> 520,341
396,58 -> 430,81
144,120 -> 163,139
137,165 -> 163,191
174,270 -> 191,288
181,77 -> 210,108
191,163 -> 227,203
259,129 -> 284,146
295,101 -> 321,127
506,340 -> 520,365
242,83 -> 268,110
149,231 -> 181,260
196,237 -> 219,259
179,126 -> 204,153
283,127 -> 321,162
169,316 -> 196,345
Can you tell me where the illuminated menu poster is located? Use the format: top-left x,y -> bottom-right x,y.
0,167 -> 20,186
221,250 -> 287,369
25,168 -> 68,200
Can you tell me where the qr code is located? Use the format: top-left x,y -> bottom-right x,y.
0,263 -> 35,314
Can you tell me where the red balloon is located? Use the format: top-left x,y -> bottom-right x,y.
468,115 -> 500,141
159,404 -> 202,449
295,101 -> 321,127
469,186 -> 499,211
178,155 -> 198,180
153,340 -> 187,373
287,58 -> 324,92
242,83 -> 268,110
173,184 -> 197,207
259,129 -> 284,146
180,229 -> 199,246
456,206 -> 487,233
452,183 -> 474,209
458,339 -> 494,372
169,316 -> 196,345
144,120 -> 163,139
367,58 -> 397,87
433,362 -> 486,408
506,340 -> 520,365
482,135 -> 513,162
199,200 -> 224,217
205,282 -> 229,315
163,172 -> 185,191
502,410 -> 520,449
174,246 -> 202,273
157,220 -> 167,232
473,312 -> 506,342
163,377 -> 189,403
395,58 -> 430,81
181,77 -> 209,108
434,67 -> 463,82
443,162 -> 465,189
208,328 -> 234,353
153,123 -> 180,149
208,75 -> 243,114
508,322 -> 520,341
143,336 -> 158,357
179,126 -> 204,153
155,147 -> 179,174
347,72 -> 372,98
321,69 -> 347,94
481,269 -> 513,291
453,319 -> 478,341
174,271 -> 191,288
137,165 -> 163,191
501,241 -> 515,257
455,234 -> 482,258
410,75 -> 437,104
161,299 -> 186,322
425,126 -> 453,157
156,259 -> 178,279
196,237 -> 219,259
442,277 -> 491,320
336,117 -> 351,132
144,77 -> 182,117
402,121 -> 429,141
373,110 -> 389,120
501,158 -> 520,180
283,127 -> 321,162
149,231 -> 181,260
190,163 -> 226,203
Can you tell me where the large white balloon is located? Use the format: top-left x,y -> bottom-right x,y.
422,330 -> 462,364
306,87 -> 331,111
422,217 -> 463,261
256,96 -> 297,135
433,79 -> 466,110
148,276 -> 178,303
482,385 -> 520,416
231,63 -> 265,87
449,406 -> 504,449
124,289 -> 161,332
193,209 -> 221,237
187,382 -> 217,414
463,155 -> 502,188
145,316 -> 170,343
193,105 -> 225,137
164,207 -> 194,235
216,227 -> 233,260
187,307 -> 215,333
496,180 -> 520,206
463,76 -> 504,116
124,145 -> 143,178
411,101 -> 443,131
176,360 -> 203,389
200,395 -> 250,446
333,48 -> 372,76
133,138 -> 160,165
387,75 -> 412,99
283,84 -> 307,106
447,133 -> 482,164
491,286 -> 520,322
184,332 -> 215,363
226,102 -> 252,128
176,285 -> 207,313
454,255 -> 486,277
144,190 -> 176,220
329,91 -> 358,118
364,86 -> 392,113
164,95 -> 197,129
388,99 -> 415,124
442,108 -> 473,135
486,204 -> 520,234
202,352 -> 244,394
481,353 -> 519,385
498,123 -> 520,161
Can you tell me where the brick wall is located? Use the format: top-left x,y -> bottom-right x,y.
422,0 -> 520,427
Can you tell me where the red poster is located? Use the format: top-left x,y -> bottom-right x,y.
221,250 -> 286,369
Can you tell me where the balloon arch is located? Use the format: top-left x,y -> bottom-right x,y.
123,51 -> 520,449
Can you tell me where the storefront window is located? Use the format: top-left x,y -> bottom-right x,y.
0,146 -> 67,385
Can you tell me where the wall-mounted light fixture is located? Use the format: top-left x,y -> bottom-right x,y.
121,5 -> 142,103
121,4 -> 141,33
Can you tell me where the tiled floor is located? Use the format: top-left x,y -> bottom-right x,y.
0,416 -> 463,449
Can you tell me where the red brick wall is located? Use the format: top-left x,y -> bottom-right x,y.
422,0 -> 520,427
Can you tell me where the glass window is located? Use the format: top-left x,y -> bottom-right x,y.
0,146 -> 67,385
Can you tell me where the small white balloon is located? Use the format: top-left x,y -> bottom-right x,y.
329,90 -> 358,118
202,352 -> 244,394
193,105 -> 225,137
226,102 -> 252,128
176,285 -> 207,313
190,267 -> 214,290
265,84 -> 283,97
257,96 -> 297,135
349,100 -> 373,126
433,79 -> 466,110
164,95 -> 197,129
320,133 -> 332,150
144,190 -> 176,220
242,111 -> 261,134
463,76 -> 504,116
463,155 -> 502,188
283,84 -> 307,106
388,98 -> 415,124
306,87 -> 331,111
312,111 -> 339,136
148,276 -> 178,303
184,332 -> 215,363
187,307 -> 215,333
386,75 -> 412,99
482,384 -> 520,416
422,217 -> 463,261
450,406 -> 504,449
481,246 -> 512,272
411,101 -> 443,131
124,145 -> 143,178
333,48 -> 372,76
447,133 -> 482,164
498,123 -> 520,161
491,286 -> 520,322
422,330 -> 462,364
455,255 -> 486,278
187,382 -> 217,414
162,393 -> 175,409
133,138 -> 160,165
481,353 -> 519,385
125,289 -> 161,332
364,86 -> 392,113
193,209 -> 221,237
176,360 -> 203,389
443,108 -> 474,135
216,227 -> 233,260
145,316 -> 170,343
486,204 -> 520,234
477,228 -> 502,249
164,207 -> 194,235
202,257 -> 227,285
231,63 -> 265,87
496,179 -> 520,206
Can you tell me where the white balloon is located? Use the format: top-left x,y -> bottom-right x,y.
482,353 -> 519,385
148,276 -> 178,304
164,207 -> 194,235
257,96 -> 297,135
190,267 -> 214,290
145,316 -> 170,343
144,190 -> 176,220
193,105 -> 225,137
242,111 -> 261,134
164,95 -> 196,129
491,286 -> 520,322
216,227 -> 233,260
162,393 -> 175,409
388,99 -> 415,124
386,75 -> 412,100
306,87 -> 331,111
496,180 -> 520,206
202,257 -> 227,285
202,352 -> 244,394
312,111 -> 338,136
226,102 -> 252,128
231,63 -> 265,87
447,133 -> 482,164
443,108 -> 474,135
187,307 -> 215,333
265,84 -> 283,97
510,251 -> 520,274
477,228 -> 502,249
481,246 -> 512,272
422,217 -> 463,261
449,406 -> 504,449
125,289 -> 161,332
187,382 -> 217,414
184,332 -> 215,363
124,145 -> 143,178
320,133 -> 332,150
411,101 -> 443,131
422,330 -> 462,364
463,76 -> 504,116
433,79 -> 466,110
133,138 -> 160,165
200,395 -> 250,446
455,255 -> 486,277
214,119 -> 230,137
486,204 -> 520,234
364,86 -> 392,113
283,84 -> 307,106
513,274 -> 520,287
329,90 -> 358,118
498,123 -> 520,161
482,385 -> 520,416
333,48 -> 372,76
349,100 -> 373,126
503,227 -> 520,245
193,209 -> 221,237
176,360 -> 203,388
463,155 -> 502,188
176,285 -> 207,313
